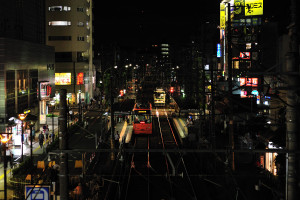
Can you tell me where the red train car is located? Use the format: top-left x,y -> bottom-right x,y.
132,103 -> 152,134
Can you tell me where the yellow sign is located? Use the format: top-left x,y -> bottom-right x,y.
55,73 -> 71,85
245,0 -> 263,16
220,3 -> 226,29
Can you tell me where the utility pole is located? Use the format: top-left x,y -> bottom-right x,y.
227,3 -> 235,171
285,0 -> 299,199
211,57 -> 216,149
110,47 -> 116,160
59,89 -> 69,199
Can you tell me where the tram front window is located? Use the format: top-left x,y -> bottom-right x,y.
134,115 -> 151,123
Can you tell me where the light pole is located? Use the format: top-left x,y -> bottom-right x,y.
28,121 -> 35,184
1,133 -> 12,200
50,101 -> 55,138
18,113 -> 27,162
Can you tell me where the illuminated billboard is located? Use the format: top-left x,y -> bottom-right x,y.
240,52 -> 251,59
245,0 -> 263,16
220,3 -> 226,29
77,72 -> 84,85
240,77 -> 258,87
37,81 -> 52,100
55,73 -> 71,85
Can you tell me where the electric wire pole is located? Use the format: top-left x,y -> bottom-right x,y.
59,89 -> 69,199
227,3 -> 235,171
285,0 -> 299,199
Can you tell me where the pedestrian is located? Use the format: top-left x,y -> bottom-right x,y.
69,109 -> 73,121
50,132 -> 55,143
32,128 -> 36,141
45,127 -> 49,141
6,147 -> 13,168
38,132 -> 45,152
114,131 -> 120,148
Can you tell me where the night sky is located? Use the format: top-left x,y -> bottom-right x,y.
93,2 -> 220,49
93,1 -> 293,51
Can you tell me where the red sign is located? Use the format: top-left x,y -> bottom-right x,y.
240,52 -> 250,59
77,72 -> 84,85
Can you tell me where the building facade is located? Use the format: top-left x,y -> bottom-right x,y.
46,0 -> 94,105
0,0 -> 55,145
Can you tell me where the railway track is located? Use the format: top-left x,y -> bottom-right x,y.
86,107 -> 235,200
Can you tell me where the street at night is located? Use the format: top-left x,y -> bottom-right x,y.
0,0 -> 299,200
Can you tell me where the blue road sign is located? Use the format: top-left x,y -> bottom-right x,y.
25,185 -> 50,200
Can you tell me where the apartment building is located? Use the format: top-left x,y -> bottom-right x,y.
46,0 -> 94,104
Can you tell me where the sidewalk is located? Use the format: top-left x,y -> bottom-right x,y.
0,124 -> 58,199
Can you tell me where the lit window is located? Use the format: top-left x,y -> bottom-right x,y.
49,21 -> 71,26
49,6 -> 62,11
49,6 -> 71,11
77,36 -> 85,41
234,61 -> 239,69
63,6 -> 71,11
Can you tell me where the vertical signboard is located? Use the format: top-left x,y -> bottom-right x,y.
220,3 -> 226,30
245,0 -> 263,16
77,72 -> 84,85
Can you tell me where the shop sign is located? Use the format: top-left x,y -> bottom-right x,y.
77,72 -> 84,85
55,73 -> 71,85
37,81 -> 51,100
245,0 -> 263,16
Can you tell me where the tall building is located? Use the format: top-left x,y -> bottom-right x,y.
0,0 -> 55,141
45,0 -> 94,104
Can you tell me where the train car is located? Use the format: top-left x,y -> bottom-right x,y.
132,103 -> 152,134
153,88 -> 166,107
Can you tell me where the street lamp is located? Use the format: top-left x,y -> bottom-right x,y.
18,113 -> 27,162
0,133 -> 12,200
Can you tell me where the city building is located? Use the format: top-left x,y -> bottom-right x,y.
0,1 -> 55,145
45,0 -> 95,105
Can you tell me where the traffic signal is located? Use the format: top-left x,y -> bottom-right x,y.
170,87 -> 174,93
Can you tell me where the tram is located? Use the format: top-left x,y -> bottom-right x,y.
153,88 -> 166,107
132,102 -> 152,134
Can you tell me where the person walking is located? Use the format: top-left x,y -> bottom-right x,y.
114,131 -> 120,148
6,147 -> 13,168
38,132 -> 45,153
45,127 -> 49,143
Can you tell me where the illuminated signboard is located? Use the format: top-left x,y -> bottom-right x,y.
55,73 -> 71,85
220,3 -> 226,30
240,52 -> 250,59
77,72 -> 84,85
217,44 -> 221,57
38,81 -> 51,100
245,0 -> 263,16
240,77 -> 258,87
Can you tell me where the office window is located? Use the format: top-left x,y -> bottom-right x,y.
55,52 -> 72,62
49,36 -> 72,41
77,7 -> 84,12
49,6 -> 62,11
63,6 -> 71,11
49,6 -> 71,11
77,36 -> 85,41
49,21 -> 71,26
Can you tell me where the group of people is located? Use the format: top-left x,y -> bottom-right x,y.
38,124 -> 55,152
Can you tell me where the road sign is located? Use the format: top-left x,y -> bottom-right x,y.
25,185 -> 50,200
